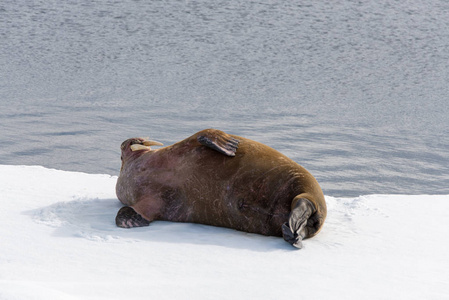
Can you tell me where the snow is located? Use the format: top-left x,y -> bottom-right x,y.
1,165 -> 448,299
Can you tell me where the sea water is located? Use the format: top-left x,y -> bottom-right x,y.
1,0 -> 448,196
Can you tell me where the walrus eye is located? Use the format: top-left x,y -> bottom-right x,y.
121,156 -> 123,161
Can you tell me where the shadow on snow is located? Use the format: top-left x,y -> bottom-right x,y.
25,198 -> 294,252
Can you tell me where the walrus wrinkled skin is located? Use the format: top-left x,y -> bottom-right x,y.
116,129 -> 326,248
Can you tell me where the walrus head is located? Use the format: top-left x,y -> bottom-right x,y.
120,137 -> 164,170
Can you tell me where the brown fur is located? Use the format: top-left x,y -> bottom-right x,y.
116,129 -> 326,238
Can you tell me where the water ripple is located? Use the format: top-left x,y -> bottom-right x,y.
1,0 -> 448,196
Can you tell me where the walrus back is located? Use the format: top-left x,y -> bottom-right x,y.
166,132 -> 326,237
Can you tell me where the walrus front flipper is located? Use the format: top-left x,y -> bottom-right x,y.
116,206 -> 151,228
197,129 -> 239,157
282,198 -> 315,249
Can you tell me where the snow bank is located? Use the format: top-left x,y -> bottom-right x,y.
1,165 -> 448,299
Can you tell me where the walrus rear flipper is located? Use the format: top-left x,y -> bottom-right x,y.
197,129 -> 239,157
282,198 -> 315,249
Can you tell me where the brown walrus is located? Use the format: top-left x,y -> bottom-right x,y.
116,129 -> 326,248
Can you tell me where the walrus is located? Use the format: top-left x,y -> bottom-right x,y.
115,129 -> 326,248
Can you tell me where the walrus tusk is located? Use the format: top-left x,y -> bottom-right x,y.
143,140 -> 164,147
130,144 -> 151,151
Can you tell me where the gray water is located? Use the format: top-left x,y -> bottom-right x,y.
1,0 -> 448,197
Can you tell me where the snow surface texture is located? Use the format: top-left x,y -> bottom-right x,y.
1,165 -> 448,299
